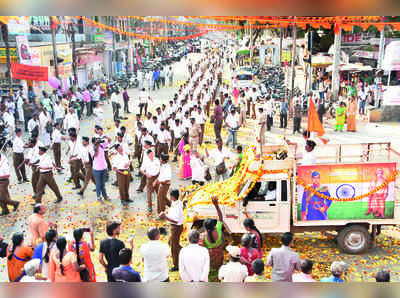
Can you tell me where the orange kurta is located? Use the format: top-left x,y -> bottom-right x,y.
347,101 -> 357,132
7,246 -> 34,282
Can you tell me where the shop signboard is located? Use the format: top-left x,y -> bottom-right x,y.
16,35 -> 32,65
104,31 -> 113,50
7,16 -> 30,34
94,33 -> 104,43
0,48 -> 18,63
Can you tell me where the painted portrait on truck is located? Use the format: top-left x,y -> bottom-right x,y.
297,163 -> 397,221
301,171 -> 332,220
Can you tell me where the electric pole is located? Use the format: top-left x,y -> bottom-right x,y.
68,22 -> 77,83
49,16 -> 59,79
279,26 -> 283,65
0,22 -> 12,92
290,23 -> 297,110
331,27 -> 341,102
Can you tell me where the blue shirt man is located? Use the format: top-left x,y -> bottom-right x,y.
301,171 -> 332,221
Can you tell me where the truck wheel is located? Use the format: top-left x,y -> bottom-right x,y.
337,225 -> 371,254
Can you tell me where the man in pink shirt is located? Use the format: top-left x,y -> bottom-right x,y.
292,259 -> 316,282
28,204 -> 49,247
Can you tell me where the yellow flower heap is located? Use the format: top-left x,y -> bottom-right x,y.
183,145 -> 284,226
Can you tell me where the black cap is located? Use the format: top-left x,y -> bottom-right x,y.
15,128 -> 22,134
160,154 -> 169,162
38,146 -> 47,152
144,140 -> 152,146
82,136 -> 89,142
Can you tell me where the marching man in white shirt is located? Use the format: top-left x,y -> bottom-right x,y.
153,154 -> 171,214
179,229 -> 210,282
64,108 -> 80,134
67,132 -> 85,190
140,149 -> 160,213
155,122 -> 171,158
112,143 -> 133,204
205,138 -> 231,182
35,146 -> 63,204
0,152 -> 20,216
159,189 -> 184,272
12,128 -> 28,184
51,123 -> 63,173
195,106 -> 207,145
225,108 -> 240,149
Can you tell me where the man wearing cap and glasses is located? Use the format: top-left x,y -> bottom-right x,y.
218,245 -> 248,282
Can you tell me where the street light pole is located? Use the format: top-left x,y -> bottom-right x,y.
290,23 -> 297,110
376,23 -> 385,108
331,27 -> 341,102
49,16 -> 59,79
0,23 -> 12,92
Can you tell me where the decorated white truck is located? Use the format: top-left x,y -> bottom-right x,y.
183,143 -> 400,254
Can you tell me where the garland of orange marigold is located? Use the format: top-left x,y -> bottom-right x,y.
296,170 -> 399,202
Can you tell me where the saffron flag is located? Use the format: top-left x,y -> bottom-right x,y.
136,49 -> 142,68
307,97 -> 329,144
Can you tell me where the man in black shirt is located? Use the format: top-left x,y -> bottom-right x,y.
99,221 -> 133,282
112,248 -> 141,282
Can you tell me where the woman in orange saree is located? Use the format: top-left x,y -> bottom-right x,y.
7,233 -> 34,282
347,97 -> 357,132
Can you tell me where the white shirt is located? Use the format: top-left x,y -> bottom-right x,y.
64,113 -> 79,131
143,119 -> 153,132
210,147 -> 231,165
158,163 -> 171,182
28,141 -> 44,165
182,117 -> 191,130
167,200 -> 184,225
226,113 -> 240,130
264,101 -> 274,116
28,119 -> 39,133
0,155 -> 10,176
156,129 -> 171,144
195,111 -> 207,125
12,136 -> 25,153
52,129 -> 62,144
173,124 -> 185,139
140,240 -> 170,282
38,153 -> 53,172
80,145 -> 90,163
190,156 -> 206,182
112,152 -> 130,169
218,262 -> 248,282
140,157 -> 160,176
122,133 -> 134,146
179,244 -> 210,282
93,107 -> 104,120
111,92 -> 118,103
301,149 -> 317,166
54,104 -> 64,119
139,91 -> 150,104
68,140 -> 81,159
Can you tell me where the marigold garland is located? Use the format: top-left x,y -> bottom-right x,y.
296,170 -> 399,202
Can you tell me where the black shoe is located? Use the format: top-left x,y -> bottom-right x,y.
23,178 -> 29,183
112,181 -> 118,186
67,178 -> 73,183
92,189 -> 96,192
169,267 -> 179,272
130,177 -> 133,182
32,195 -> 36,199
126,199 -> 134,203
136,189 -> 143,193
61,166 -> 65,170
72,186 -> 81,190
0,211 -> 10,216
13,202 -> 20,212
172,158 -> 178,162
135,173 -> 142,177
78,191 -> 84,196
54,197 -> 63,204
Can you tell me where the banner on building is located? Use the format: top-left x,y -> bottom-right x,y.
16,35 -> 32,65
7,16 -> 30,34
296,163 -> 397,221
11,63 -> 48,81
104,31 -> 113,50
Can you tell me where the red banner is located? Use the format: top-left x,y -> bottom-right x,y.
11,63 -> 48,81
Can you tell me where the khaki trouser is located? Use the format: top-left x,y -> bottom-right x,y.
81,163 -> 95,193
169,224 -> 183,268
117,170 -> 130,202
70,159 -> 85,188
52,143 -> 62,168
146,175 -> 158,210
13,152 -> 26,181
31,165 -> 40,195
155,143 -> 169,158
35,172 -> 62,203
199,124 -> 205,145
157,183 -> 171,214
0,179 -> 18,213
189,135 -> 199,152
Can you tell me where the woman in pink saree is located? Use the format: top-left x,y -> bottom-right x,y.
178,135 -> 192,180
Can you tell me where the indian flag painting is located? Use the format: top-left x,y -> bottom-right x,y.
296,163 -> 397,221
